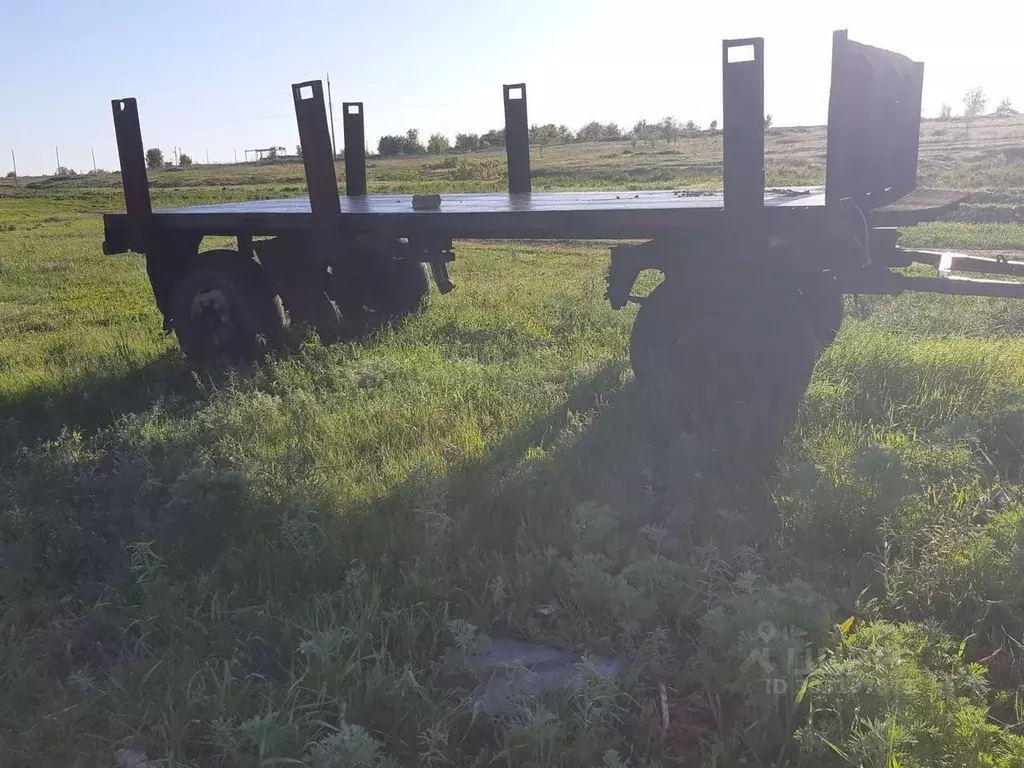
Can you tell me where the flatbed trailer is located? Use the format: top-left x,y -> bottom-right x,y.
101,30 -> 1024,472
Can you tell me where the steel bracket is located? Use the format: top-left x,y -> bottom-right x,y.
606,241 -> 677,309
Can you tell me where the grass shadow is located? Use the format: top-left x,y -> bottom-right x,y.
360,361 -> 780,571
0,357 -> 799,766
0,349 -> 216,453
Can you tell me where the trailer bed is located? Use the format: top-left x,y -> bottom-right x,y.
104,187 -> 961,246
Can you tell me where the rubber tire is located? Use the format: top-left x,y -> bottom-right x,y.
364,258 -> 430,318
170,250 -> 285,364
251,236 -> 345,342
629,271 -> 818,475
333,257 -> 430,336
801,272 -> 844,352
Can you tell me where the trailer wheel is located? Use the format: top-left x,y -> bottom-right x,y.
629,271 -> 817,474
170,250 -> 285,363
362,258 -> 430,320
802,273 -> 844,352
331,257 -> 429,335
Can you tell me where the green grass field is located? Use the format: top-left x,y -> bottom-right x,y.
3,117 -> 1024,767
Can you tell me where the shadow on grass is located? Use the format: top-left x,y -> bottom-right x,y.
1,351 -> 779,592
356,361 -> 779,569
0,358 -> 783,766
0,349 -> 206,452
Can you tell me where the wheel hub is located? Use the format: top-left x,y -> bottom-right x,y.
190,288 -> 235,348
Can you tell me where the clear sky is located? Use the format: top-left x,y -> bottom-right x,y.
1,0 -> 1019,176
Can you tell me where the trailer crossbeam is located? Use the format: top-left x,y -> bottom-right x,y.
841,249 -> 1024,299
902,249 -> 1024,280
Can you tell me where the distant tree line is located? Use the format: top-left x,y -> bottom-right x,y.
50,92 -> 1024,176
141,147 -> 199,169
375,115 -> 726,158
937,88 -> 1019,131
127,106 -> 798,171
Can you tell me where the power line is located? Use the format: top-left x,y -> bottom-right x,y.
327,72 -> 337,158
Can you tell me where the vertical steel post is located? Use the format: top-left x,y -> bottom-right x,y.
825,30 -> 853,205
292,80 -> 342,220
288,80 -> 344,339
111,98 -> 153,252
342,102 -> 367,196
503,83 -> 531,194
722,38 -> 765,212
722,38 -> 765,255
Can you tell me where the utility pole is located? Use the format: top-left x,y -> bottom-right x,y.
327,72 -> 337,158
55,146 -> 60,174
206,148 -> 210,164
10,149 -> 16,179
91,148 -> 97,172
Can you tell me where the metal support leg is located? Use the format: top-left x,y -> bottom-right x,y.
289,81 -> 344,339
342,102 -> 367,196
503,83 -> 531,194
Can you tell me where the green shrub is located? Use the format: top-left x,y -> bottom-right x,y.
700,576 -> 832,724
445,158 -> 507,182
881,505 -> 1024,643
796,621 -> 1024,767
